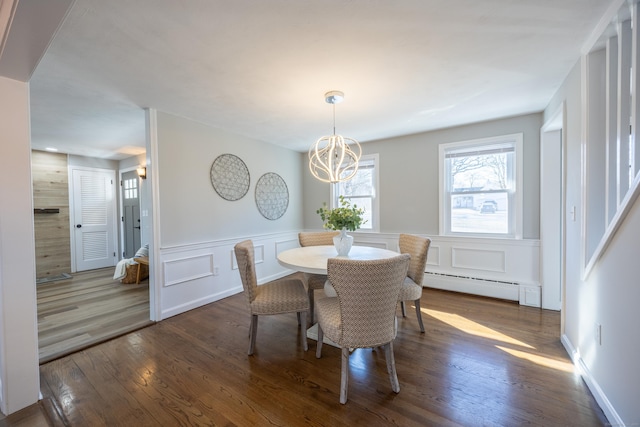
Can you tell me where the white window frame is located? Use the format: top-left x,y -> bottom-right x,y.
330,153 -> 379,232
439,133 -> 523,238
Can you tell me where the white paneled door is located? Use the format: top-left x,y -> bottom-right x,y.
71,168 -> 117,272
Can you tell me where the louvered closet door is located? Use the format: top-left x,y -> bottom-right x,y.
72,168 -> 117,271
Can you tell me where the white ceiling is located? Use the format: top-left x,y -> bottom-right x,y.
25,0 -> 614,159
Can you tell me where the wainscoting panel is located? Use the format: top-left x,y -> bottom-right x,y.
163,254 -> 214,287
427,245 -> 440,267
451,247 -> 506,273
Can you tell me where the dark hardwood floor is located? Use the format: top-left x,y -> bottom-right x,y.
4,281 -> 607,426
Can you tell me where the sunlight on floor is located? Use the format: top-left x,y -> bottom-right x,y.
423,308 -> 534,349
495,346 -> 574,373
422,308 -> 575,373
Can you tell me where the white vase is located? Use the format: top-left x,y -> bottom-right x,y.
333,228 -> 354,256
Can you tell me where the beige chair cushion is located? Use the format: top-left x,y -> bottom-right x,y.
315,297 -> 341,339
398,277 -> 422,301
251,278 -> 311,315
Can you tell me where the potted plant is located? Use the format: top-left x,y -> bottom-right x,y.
316,196 -> 366,255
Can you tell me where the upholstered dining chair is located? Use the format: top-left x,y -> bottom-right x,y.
315,254 -> 411,404
298,231 -> 339,323
234,240 -> 309,355
398,233 -> 431,333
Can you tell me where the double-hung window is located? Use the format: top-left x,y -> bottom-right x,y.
439,134 -> 523,238
331,154 -> 379,231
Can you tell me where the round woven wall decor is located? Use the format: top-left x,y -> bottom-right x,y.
210,154 -> 250,201
255,172 -> 289,220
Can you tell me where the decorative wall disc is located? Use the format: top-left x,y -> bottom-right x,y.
255,172 -> 289,220
210,154 -> 250,201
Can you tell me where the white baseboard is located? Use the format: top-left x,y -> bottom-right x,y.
161,286 -> 242,319
561,334 -> 622,426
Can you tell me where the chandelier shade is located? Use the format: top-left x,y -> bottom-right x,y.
308,91 -> 362,184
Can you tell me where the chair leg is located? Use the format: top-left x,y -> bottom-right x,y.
340,347 -> 350,404
300,311 -> 308,351
400,300 -> 407,317
308,288 -> 315,324
316,325 -> 324,358
384,342 -> 400,394
414,299 -> 425,333
248,314 -> 258,355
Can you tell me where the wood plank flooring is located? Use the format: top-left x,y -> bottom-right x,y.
37,267 -> 152,363
16,282 -> 606,426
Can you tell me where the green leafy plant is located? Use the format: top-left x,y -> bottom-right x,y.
316,196 -> 366,232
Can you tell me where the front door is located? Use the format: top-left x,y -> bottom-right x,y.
121,170 -> 141,258
71,168 -> 117,271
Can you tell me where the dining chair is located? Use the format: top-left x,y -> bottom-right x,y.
298,231 -> 339,323
315,254 -> 410,404
398,233 -> 431,333
234,240 -> 309,355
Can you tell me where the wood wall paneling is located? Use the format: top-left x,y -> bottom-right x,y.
32,151 -> 71,278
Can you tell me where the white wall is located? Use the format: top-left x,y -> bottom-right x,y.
302,113 -> 542,239
545,57 -> 640,424
0,76 -> 40,414
152,112 -> 304,319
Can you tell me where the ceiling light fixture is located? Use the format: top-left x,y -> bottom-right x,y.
308,91 -> 361,183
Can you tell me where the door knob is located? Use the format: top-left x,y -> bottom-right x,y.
76,224 -> 82,228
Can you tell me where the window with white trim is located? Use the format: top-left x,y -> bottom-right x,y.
331,154 -> 379,231
439,134 -> 523,238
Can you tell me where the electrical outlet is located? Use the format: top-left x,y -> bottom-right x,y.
595,323 -> 602,345
213,266 -> 220,276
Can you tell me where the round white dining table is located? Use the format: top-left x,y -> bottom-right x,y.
277,245 -> 400,275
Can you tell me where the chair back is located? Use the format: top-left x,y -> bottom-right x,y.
234,240 -> 258,304
298,231 -> 340,247
327,254 -> 410,348
399,234 -> 430,286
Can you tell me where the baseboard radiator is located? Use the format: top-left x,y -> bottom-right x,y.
423,271 -> 541,307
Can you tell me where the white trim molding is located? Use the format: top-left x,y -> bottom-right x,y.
561,334 -> 623,426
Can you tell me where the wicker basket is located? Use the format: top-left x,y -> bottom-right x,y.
121,262 -> 149,284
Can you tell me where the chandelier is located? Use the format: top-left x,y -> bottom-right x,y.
308,91 -> 362,183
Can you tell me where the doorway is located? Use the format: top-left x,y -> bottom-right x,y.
32,153 -> 151,362
121,169 -> 142,259
540,103 -> 565,315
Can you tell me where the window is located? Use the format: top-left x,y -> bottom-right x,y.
439,134 -> 523,238
123,178 -> 138,200
331,154 -> 379,231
